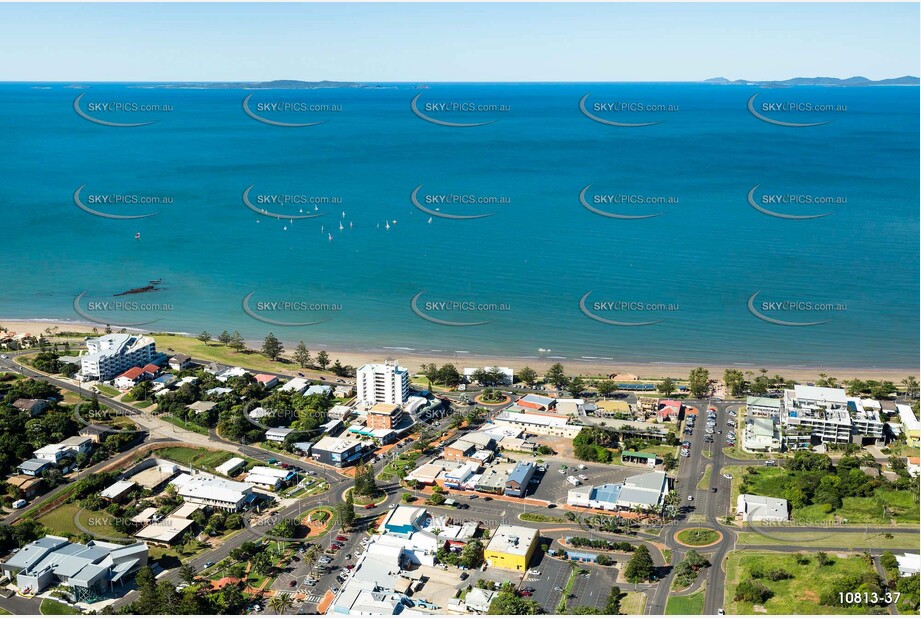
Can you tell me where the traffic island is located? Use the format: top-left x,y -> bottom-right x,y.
675,527 -> 723,548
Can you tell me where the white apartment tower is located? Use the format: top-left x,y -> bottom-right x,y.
357,361 -> 409,405
80,334 -> 158,381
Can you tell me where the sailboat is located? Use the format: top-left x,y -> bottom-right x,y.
349,221 -> 353,229
385,221 -> 390,230
328,233 -> 333,241
427,217 -> 432,224
341,211 -> 346,218
339,221 -> 344,231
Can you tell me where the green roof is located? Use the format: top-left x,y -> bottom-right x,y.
621,451 -> 656,459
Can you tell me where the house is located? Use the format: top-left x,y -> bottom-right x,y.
100,480 -> 136,502
320,419 -> 344,436
743,416 -> 782,452
736,494 -> 789,522
11,398 -> 49,416
17,458 -> 51,476
328,404 -> 353,420
484,525 -> 538,571
215,366 -> 249,382
516,393 -> 556,411
135,518 -> 196,546
187,401 -> 217,414
906,457 -> 920,478
896,553 -> 920,577
255,374 -> 279,389
292,441 -> 314,456
464,587 -> 498,612
79,425 -> 111,443
504,462 -> 534,497
245,466 -> 295,490
305,384 -> 332,397
657,399 -> 683,421
265,427 -> 294,443
113,366 -> 148,390
621,451 -> 657,468
896,404 -> 920,447
7,475 -> 43,499
0,535 -> 148,596
334,385 -> 354,398
150,374 -> 177,390
168,353 -> 193,371
310,435 -> 365,467
279,377 -> 309,394
215,457 -> 246,477
205,387 -> 232,397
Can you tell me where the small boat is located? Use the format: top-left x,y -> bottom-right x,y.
349,221 -> 353,229
339,222 -> 344,231
314,205 -> 319,211
283,226 -> 288,231
427,217 -> 432,224
135,232 -> 141,240
385,221 -> 390,230
321,225 -> 325,232
341,211 -> 346,218
328,233 -> 333,241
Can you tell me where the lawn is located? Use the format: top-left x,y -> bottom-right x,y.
156,446 -> 235,470
676,528 -> 720,546
39,599 -> 80,615
619,591 -> 647,615
38,502 -> 130,540
150,334 -> 298,374
519,512 -> 567,524
697,464 -> 712,490
736,530 -> 919,550
665,588 -> 705,615
724,550 -> 880,614
731,465 -> 920,524
160,415 -> 209,436
378,451 -> 422,481
94,384 -> 120,397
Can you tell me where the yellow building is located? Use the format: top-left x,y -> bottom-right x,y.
484,525 -> 538,571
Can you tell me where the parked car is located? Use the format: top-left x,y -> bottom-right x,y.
364,503 -> 376,509
12,499 -> 27,509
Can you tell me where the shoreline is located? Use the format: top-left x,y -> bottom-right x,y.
1,317 -> 917,382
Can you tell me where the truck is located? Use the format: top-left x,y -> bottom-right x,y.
567,475 -> 581,486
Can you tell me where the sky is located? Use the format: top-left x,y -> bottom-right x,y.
0,2 -> 918,82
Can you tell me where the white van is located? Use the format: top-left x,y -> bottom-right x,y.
567,476 -> 581,486
12,499 -> 27,509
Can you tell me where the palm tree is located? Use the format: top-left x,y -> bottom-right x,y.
269,592 -> 294,615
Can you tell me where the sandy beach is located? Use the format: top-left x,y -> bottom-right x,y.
1,317 -> 916,382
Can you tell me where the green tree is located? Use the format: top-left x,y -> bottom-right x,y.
487,591 -> 542,614
262,333 -> 284,361
658,377 -> 677,397
623,544 -> 654,583
197,331 -> 212,344
568,376 -> 586,397
596,380 -> 617,398
228,331 -> 246,352
293,342 -> 312,368
178,563 -> 197,585
518,366 -> 538,387
269,592 -> 294,615
316,351 -> 330,369
337,492 -> 356,529
688,367 -> 710,398
901,375 -> 919,398
546,363 -> 568,390
218,330 -> 232,345
723,369 -> 745,397
604,586 -> 623,614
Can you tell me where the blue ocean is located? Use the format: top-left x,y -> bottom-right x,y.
0,83 -> 917,369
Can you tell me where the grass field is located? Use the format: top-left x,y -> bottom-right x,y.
731,464 -> 919,524
665,588 -> 705,615
150,334 -> 300,374
37,502 -> 131,540
156,445 -> 236,470
676,528 -> 720,546
94,384 -> 120,397
160,415 -> 209,435
697,464 -> 712,490
620,591 -> 647,615
737,530 -> 919,550
39,599 -> 80,615
724,550 -> 879,614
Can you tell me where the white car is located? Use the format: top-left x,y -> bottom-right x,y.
578,474 -> 588,481
723,473 -> 733,479
687,495 -> 694,501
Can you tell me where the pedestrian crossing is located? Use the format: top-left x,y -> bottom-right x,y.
300,593 -> 323,604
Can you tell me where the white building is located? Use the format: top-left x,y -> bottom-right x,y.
33,436 -> 93,462
896,553 -> 920,577
169,473 -> 254,511
736,494 -> 789,522
567,470 -> 669,512
743,417 -> 782,452
80,334 -> 158,382
357,361 -> 409,405
781,384 -> 884,445
215,457 -> 246,477
279,377 -> 310,394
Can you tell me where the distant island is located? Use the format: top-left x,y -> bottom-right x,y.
133,80 -> 393,90
704,75 -> 919,87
